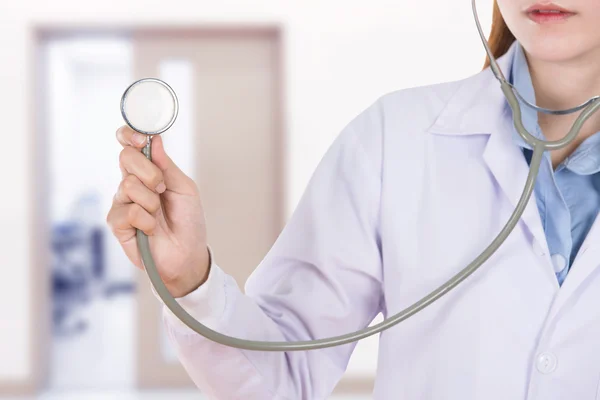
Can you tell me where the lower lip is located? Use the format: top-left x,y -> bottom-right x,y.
527,11 -> 575,23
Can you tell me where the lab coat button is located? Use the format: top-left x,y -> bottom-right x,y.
551,254 -> 566,273
536,352 -> 557,374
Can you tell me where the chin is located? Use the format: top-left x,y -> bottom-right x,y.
520,35 -> 591,63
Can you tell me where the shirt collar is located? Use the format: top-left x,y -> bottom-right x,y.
509,41 -> 600,174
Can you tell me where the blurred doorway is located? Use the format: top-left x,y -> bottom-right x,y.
36,26 -> 286,392
39,34 -> 138,391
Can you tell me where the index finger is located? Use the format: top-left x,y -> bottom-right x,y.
116,125 -> 149,149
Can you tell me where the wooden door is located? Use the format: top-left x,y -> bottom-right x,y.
133,27 -> 286,388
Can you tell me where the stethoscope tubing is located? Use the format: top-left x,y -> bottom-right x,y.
134,0 -> 600,351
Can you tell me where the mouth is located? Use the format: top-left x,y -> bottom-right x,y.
525,3 -> 576,23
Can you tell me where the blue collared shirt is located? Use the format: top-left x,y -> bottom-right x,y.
509,42 -> 600,286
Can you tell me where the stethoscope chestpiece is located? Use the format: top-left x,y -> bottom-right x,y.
120,78 -> 179,135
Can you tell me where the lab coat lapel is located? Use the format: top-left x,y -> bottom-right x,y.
481,113 -> 551,270
428,42 -> 555,286
549,211 -> 600,319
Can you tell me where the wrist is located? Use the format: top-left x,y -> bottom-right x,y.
168,247 -> 211,298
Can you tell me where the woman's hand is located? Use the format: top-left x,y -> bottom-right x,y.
106,125 -> 211,298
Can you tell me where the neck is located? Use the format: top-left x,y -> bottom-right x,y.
526,49 -> 600,141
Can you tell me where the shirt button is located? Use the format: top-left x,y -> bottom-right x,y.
536,352 -> 558,374
551,254 -> 567,273
532,240 -> 546,256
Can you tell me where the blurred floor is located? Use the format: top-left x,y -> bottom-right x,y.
50,294 -> 135,389
1,392 -> 370,400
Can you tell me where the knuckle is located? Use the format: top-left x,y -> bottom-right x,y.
127,203 -> 142,222
119,147 -> 136,168
150,169 -> 164,187
147,219 -> 157,235
122,174 -> 138,191
106,208 -> 119,232
149,195 -> 161,213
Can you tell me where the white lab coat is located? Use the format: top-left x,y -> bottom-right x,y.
156,41 -> 600,399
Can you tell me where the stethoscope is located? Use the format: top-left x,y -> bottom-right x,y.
118,0 -> 600,352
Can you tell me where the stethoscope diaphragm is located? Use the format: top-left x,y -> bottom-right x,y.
120,78 -> 179,135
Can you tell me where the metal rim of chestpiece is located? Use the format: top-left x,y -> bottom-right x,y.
120,77 -> 180,135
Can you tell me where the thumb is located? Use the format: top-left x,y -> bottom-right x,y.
151,135 -> 196,195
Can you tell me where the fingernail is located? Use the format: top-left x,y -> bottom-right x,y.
156,182 -> 166,193
132,133 -> 145,146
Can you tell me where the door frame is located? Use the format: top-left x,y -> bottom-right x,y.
0,25 -> 56,397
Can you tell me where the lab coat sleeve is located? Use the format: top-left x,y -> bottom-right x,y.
156,98 -> 384,400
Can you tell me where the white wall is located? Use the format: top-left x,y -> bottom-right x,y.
0,0 -> 493,385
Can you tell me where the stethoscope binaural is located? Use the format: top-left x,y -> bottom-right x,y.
119,0 -> 600,352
